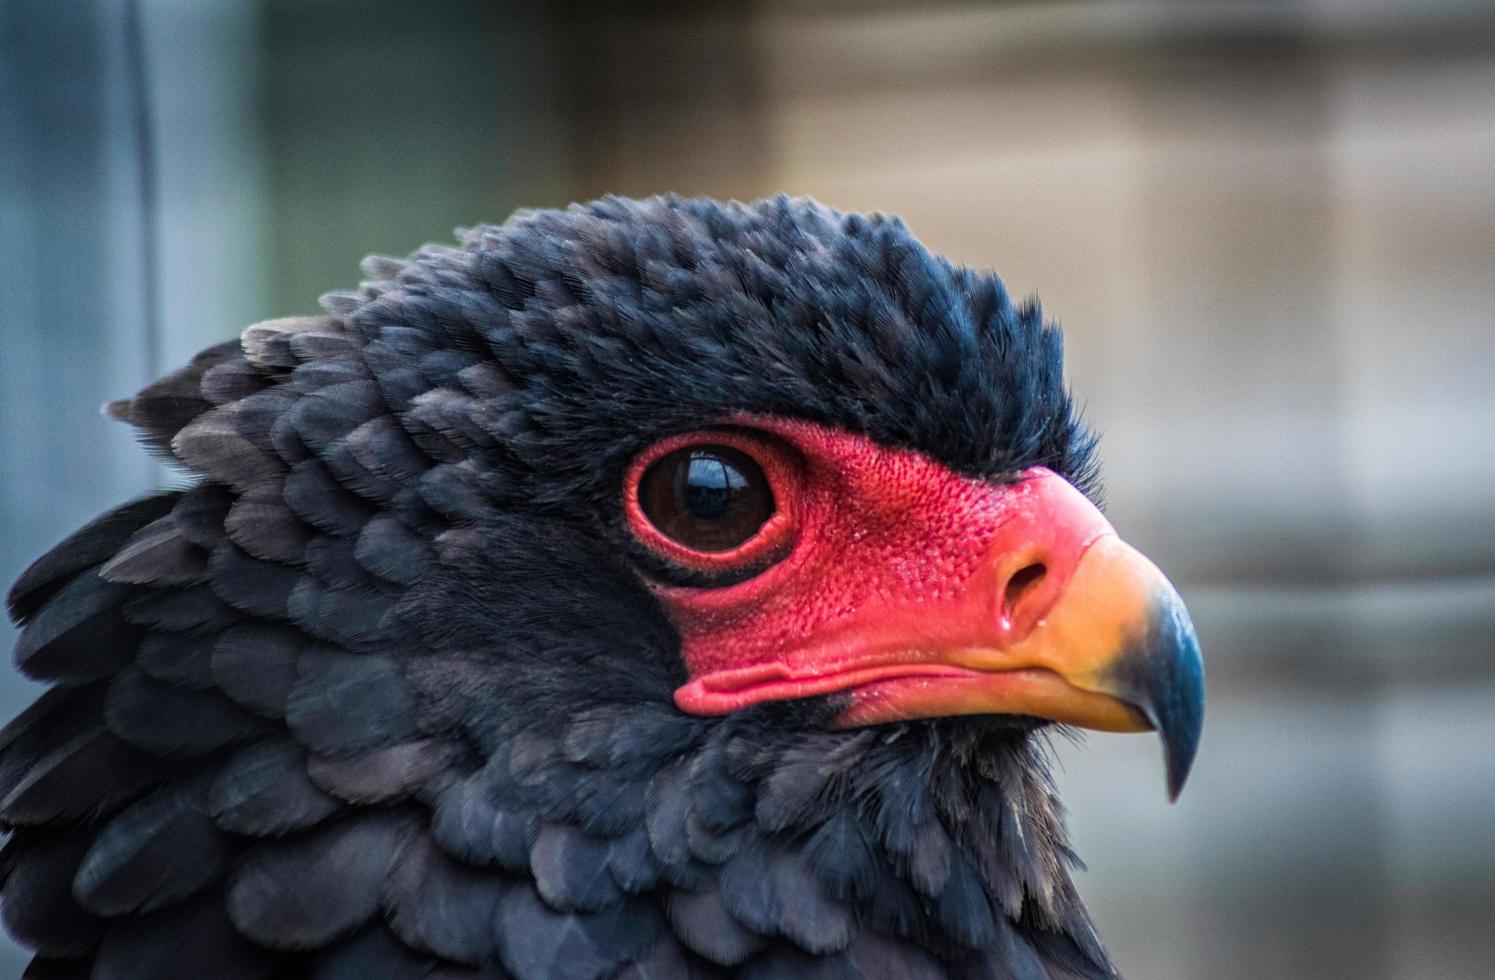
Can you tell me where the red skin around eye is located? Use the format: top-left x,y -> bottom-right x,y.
622,429 -> 803,574
624,417 -> 1111,715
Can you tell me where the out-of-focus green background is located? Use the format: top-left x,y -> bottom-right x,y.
3,2 -> 1494,977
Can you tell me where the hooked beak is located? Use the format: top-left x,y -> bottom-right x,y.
835,528 -> 1205,800
677,469 -> 1205,799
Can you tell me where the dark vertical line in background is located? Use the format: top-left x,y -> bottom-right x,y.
122,0 -> 161,379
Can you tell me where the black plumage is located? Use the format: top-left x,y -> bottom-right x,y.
211,623 -> 303,718
0,727 -> 166,827
383,831 -> 507,963
225,809 -> 414,950
104,668 -> 267,755
91,895 -> 282,980
3,195 -> 1116,977
72,778 -> 228,916
13,573 -> 139,682
207,737 -> 342,836
1,831 -> 105,956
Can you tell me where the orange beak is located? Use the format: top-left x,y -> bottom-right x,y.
674,467 -> 1205,799
834,521 -> 1205,800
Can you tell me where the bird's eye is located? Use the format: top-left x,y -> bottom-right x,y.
637,445 -> 774,552
624,430 -> 800,583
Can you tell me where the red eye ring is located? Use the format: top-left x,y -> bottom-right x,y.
623,430 -> 802,575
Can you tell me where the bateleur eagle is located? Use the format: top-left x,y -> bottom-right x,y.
0,195 -> 1203,979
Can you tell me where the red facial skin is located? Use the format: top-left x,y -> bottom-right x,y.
623,418 -> 1136,724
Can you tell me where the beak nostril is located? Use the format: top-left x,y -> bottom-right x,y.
1003,562 -> 1048,622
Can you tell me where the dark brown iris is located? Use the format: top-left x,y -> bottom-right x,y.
637,445 -> 774,552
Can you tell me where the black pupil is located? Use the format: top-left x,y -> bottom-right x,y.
682,455 -> 742,521
637,444 -> 774,553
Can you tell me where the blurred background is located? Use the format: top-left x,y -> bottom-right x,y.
2,1 -> 1493,976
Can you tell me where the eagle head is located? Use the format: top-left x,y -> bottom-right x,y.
4,195 -> 1202,978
